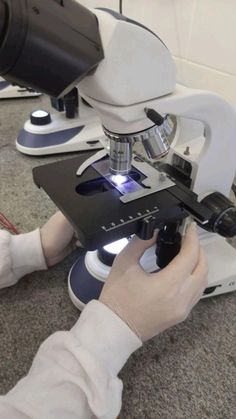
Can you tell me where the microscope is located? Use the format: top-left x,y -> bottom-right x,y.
0,76 -> 41,99
16,88 -> 106,156
0,0 -> 236,310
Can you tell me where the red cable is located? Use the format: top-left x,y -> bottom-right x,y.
0,212 -> 19,234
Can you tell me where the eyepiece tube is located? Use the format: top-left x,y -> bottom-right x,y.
0,0 -> 104,97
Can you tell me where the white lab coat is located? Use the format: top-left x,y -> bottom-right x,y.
0,229 -> 141,418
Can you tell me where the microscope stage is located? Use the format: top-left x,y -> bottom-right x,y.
33,152 -> 210,250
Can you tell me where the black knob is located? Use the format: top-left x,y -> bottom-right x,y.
216,209 -> 236,238
144,108 -> 164,126
137,215 -> 157,240
201,192 -> 236,238
30,110 -> 51,126
156,222 -> 182,269
64,87 -> 78,119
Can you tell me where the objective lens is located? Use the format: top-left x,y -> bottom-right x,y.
109,137 -> 133,175
142,125 -> 170,160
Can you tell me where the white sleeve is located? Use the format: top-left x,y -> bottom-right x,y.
0,300 -> 142,419
0,229 -> 47,289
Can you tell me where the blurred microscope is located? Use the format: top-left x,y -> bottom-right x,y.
0,76 -> 41,99
16,87 -> 105,156
0,77 -> 104,157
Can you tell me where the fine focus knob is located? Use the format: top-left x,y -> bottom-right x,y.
30,110 -> 51,126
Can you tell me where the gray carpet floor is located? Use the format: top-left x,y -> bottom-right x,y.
0,96 -> 235,419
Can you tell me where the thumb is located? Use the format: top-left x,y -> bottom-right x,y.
116,233 -> 157,268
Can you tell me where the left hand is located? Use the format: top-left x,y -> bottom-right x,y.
40,212 -> 79,267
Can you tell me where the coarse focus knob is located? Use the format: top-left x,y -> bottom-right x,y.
215,209 -> 236,237
155,222 -> 182,268
30,110 -> 52,126
201,192 -> 236,238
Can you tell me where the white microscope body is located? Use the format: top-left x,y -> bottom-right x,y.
74,9 -> 236,302
1,2 -> 235,304
0,76 -> 41,99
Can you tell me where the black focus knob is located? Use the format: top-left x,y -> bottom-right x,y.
201,192 -> 236,238
156,222 -> 182,269
216,209 -> 236,237
30,110 -> 51,126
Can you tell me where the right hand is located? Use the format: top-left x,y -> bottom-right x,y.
99,223 -> 208,342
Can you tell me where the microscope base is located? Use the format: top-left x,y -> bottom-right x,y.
68,236 -> 236,311
68,252 -> 104,311
0,80 -> 41,99
16,109 -> 105,156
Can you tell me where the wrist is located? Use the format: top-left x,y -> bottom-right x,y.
71,300 -> 142,375
10,229 -> 47,280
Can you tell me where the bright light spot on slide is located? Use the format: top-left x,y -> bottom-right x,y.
111,174 -> 128,185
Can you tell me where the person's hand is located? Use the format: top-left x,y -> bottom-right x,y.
99,223 -> 208,342
40,212 -> 79,267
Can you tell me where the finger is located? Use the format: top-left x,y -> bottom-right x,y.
180,248 -> 208,304
48,211 -> 67,225
115,232 -> 157,269
192,247 -> 208,282
189,247 -> 208,303
161,222 -> 200,282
